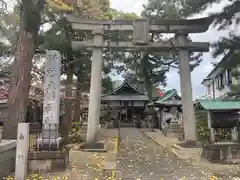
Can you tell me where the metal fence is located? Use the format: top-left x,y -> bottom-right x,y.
214,128 -> 232,142
29,124 -> 62,152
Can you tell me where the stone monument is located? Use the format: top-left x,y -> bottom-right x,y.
37,50 -> 62,151
15,123 -> 29,180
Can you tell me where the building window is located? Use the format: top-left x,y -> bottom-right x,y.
215,77 -> 219,89
207,85 -> 211,95
220,73 -> 224,88
215,73 -> 224,89
226,69 -> 232,85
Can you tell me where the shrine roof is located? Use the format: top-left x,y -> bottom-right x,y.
102,95 -> 149,101
195,99 -> 240,110
102,80 -> 149,101
109,79 -> 144,95
156,89 -> 181,102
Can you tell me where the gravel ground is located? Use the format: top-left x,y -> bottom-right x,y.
116,128 -> 216,180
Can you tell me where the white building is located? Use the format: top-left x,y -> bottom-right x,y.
202,52 -> 240,99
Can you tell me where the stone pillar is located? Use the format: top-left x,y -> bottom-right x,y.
207,111 -> 215,143
231,127 -> 238,142
176,34 -> 197,141
37,50 -> 62,151
15,123 -> 29,180
87,28 -> 104,143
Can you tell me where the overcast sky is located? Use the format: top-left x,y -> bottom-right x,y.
110,0 -> 231,98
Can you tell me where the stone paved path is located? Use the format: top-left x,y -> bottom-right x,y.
116,128 -> 212,180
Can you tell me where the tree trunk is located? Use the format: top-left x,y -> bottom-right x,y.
3,12 -> 37,139
145,79 -> 153,100
142,55 -> 153,100
73,78 -> 81,123
60,63 -> 73,138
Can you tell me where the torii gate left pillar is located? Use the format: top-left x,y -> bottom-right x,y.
86,28 -> 104,143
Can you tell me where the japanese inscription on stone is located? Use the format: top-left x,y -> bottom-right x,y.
17,152 -> 24,160
43,51 -> 61,125
19,133 -> 24,140
15,123 -> 29,179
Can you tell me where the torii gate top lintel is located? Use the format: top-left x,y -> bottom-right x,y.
65,14 -> 214,34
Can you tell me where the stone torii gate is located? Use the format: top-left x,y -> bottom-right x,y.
65,15 -> 213,144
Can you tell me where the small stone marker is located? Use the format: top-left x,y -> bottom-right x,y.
15,123 -> 29,180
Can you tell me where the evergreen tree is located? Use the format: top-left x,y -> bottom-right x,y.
183,0 -> 240,98
181,0 -> 240,30
118,0 -> 203,100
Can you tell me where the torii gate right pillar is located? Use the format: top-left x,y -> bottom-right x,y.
177,33 -> 197,141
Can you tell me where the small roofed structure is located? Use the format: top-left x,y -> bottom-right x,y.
101,80 -> 149,127
195,99 -> 240,164
195,99 -> 240,111
149,89 -> 183,137
195,100 -> 240,141
150,89 -> 182,108
195,99 -> 240,133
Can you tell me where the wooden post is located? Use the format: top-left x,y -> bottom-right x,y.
15,123 -> 29,180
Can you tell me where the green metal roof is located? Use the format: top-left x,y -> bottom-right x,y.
157,89 -> 181,102
195,99 -> 240,110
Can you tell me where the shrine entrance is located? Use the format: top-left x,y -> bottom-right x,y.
102,79 -> 148,127
66,15 -> 213,143
119,106 -> 132,126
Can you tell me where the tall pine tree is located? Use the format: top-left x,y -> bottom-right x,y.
182,0 -> 240,98
119,0 -> 203,100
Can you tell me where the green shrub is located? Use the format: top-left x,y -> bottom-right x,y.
68,125 -> 83,143
195,111 -> 209,142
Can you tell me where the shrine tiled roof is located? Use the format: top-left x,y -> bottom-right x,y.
102,79 -> 149,101
108,79 -> 143,95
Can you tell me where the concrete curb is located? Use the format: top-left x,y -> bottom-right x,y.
171,148 -> 191,163
172,144 -> 182,151
172,149 -> 183,160
140,131 -> 174,154
141,131 -> 192,162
